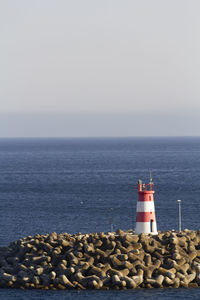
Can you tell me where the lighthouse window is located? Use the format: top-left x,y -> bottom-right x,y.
150,220 -> 153,232
149,196 -> 151,200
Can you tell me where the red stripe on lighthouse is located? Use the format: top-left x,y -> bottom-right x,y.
136,212 -> 155,222
138,193 -> 154,202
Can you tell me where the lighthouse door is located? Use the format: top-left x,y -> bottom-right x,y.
150,220 -> 153,232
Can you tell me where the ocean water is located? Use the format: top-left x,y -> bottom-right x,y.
0,137 -> 200,299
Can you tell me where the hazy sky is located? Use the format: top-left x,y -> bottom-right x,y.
0,0 -> 200,137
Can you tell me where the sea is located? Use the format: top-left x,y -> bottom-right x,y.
0,137 -> 200,300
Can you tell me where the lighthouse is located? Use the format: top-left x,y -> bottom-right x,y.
135,175 -> 158,235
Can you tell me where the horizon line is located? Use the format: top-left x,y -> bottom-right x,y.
0,136 -> 199,139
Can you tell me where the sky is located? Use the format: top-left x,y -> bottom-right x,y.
0,0 -> 200,137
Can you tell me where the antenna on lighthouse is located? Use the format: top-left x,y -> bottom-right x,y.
150,170 -> 153,183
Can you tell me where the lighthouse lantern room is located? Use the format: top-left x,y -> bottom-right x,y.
135,176 -> 158,235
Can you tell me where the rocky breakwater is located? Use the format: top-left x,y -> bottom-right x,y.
1,229 -> 200,290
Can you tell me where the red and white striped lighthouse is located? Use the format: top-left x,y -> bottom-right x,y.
135,176 -> 158,235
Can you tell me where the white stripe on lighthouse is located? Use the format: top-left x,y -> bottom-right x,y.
136,201 -> 155,212
135,222 -> 158,234
135,222 -> 151,234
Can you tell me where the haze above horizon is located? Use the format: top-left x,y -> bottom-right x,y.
0,0 -> 200,137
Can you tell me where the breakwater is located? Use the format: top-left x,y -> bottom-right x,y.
0,229 -> 200,290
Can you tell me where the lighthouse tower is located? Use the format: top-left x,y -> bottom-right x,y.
135,175 -> 158,235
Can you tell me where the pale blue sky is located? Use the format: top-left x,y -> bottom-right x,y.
0,0 -> 199,136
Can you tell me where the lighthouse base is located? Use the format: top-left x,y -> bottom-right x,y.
135,222 -> 158,235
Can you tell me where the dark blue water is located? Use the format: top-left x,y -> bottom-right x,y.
0,137 -> 200,299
